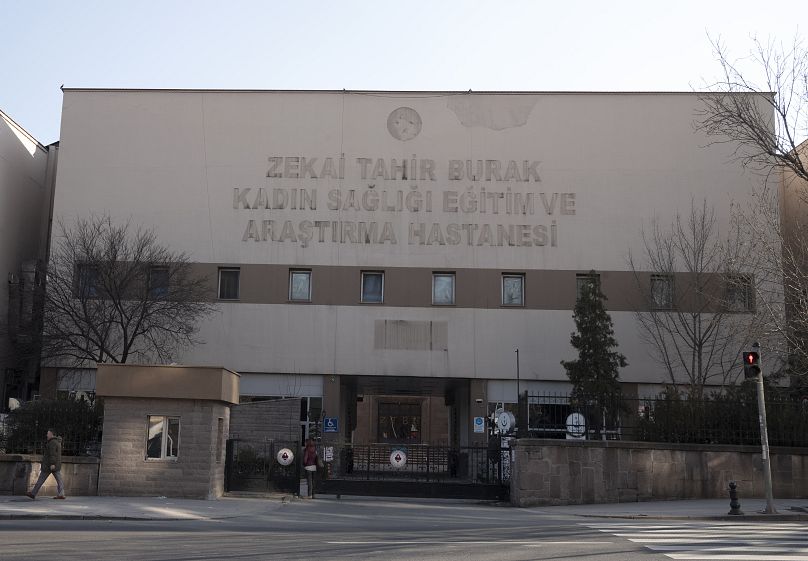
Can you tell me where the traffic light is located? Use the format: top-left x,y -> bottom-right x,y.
743,350 -> 761,379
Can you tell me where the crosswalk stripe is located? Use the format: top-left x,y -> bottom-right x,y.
583,521 -> 808,560
665,553 -> 808,561
650,546 -> 808,552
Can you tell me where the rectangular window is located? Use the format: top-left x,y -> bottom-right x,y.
77,264 -> 99,298
361,271 -> 384,303
289,270 -> 312,302
146,415 -> 180,460
502,274 -> 525,306
432,273 -> 455,305
218,268 -> 240,300
576,273 -> 600,301
378,401 -> 422,444
148,266 -> 169,298
726,274 -> 754,312
650,274 -> 674,310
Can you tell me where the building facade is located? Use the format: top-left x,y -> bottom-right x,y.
0,110 -> 57,407
48,90 -> 765,446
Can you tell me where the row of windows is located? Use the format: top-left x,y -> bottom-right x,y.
576,272 -> 754,312
218,268 -> 526,306
648,273 -> 754,312
77,264 -> 170,298
77,263 -> 754,312
220,268 -> 753,311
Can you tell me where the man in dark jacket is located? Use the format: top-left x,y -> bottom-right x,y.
26,429 -> 65,500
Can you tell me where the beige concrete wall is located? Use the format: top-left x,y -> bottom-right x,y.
98,397 -> 229,499
52,91 -> 769,387
510,439 -> 808,507
0,454 -> 99,496
96,364 -> 239,405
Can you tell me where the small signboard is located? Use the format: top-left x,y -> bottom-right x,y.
323,446 -> 334,462
497,411 -> 515,433
323,417 -> 339,433
566,412 -> 586,440
390,449 -> 407,468
276,448 -> 294,466
473,416 -> 485,433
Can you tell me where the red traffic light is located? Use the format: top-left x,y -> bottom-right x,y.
743,350 -> 761,378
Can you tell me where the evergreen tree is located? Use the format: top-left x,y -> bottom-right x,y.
561,272 -> 627,435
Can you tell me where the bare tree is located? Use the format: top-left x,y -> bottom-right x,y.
697,34 -> 807,183
698,35 -> 808,388
629,199 -> 759,397
732,174 -> 807,385
41,215 -> 216,366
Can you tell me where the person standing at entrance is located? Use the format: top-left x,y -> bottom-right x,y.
302,439 -> 319,499
26,429 -> 65,500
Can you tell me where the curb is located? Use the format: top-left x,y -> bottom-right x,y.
0,514 -> 198,521
574,513 -> 808,522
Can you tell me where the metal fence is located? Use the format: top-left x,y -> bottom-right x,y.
0,400 -> 103,457
325,443 -> 510,484
522,392 -> 808,447
224,439 -> 300,493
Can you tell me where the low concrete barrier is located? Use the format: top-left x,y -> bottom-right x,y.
0,454 -> 100,496
510,439 -> 808,507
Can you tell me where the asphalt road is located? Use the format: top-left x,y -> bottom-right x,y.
0,498 -> 804,560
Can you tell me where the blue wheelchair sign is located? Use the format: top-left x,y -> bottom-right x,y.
323,417 -> 339,433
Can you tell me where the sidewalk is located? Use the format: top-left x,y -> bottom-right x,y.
0,493 -> 291,521
0,494 -> 806,521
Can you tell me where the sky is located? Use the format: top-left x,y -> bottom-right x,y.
1,0 -> 804,144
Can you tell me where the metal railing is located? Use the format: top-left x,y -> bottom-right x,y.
225,439 -> 300,493
0,401 -> 103,457
324,443 -> 510,485
521,392 -> 808,447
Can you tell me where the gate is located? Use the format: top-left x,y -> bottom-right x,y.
317,442 -> 510,500
225,439 -> 300,493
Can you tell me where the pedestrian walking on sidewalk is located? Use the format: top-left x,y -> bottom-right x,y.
26,429 -> 65,500
302,439 -> 320,499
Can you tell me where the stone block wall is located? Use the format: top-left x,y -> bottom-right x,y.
98,397 -> 230,499
510,439 -> 808,507
229,398 -> 301,444
0,455 -> 99,496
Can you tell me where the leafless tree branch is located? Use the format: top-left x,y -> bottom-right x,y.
40,214 -> 217,367
629,199 -> 760,397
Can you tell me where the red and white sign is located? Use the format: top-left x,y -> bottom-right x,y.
276,448 -> 294,466
390,450 -> 407,468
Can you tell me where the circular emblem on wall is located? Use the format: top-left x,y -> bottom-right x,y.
390,449 -> 407,468
387,107 -> 422,141
276,448 -> 294,466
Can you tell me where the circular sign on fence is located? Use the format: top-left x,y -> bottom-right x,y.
276,448 -> 294,466
497,411 -> 515,433
566,413 -> 586,438
390,449 -> 407,468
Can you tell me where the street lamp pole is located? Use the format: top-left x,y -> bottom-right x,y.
752,343 -> 777,514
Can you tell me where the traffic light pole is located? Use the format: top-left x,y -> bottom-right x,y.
755,368 -> 777,514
